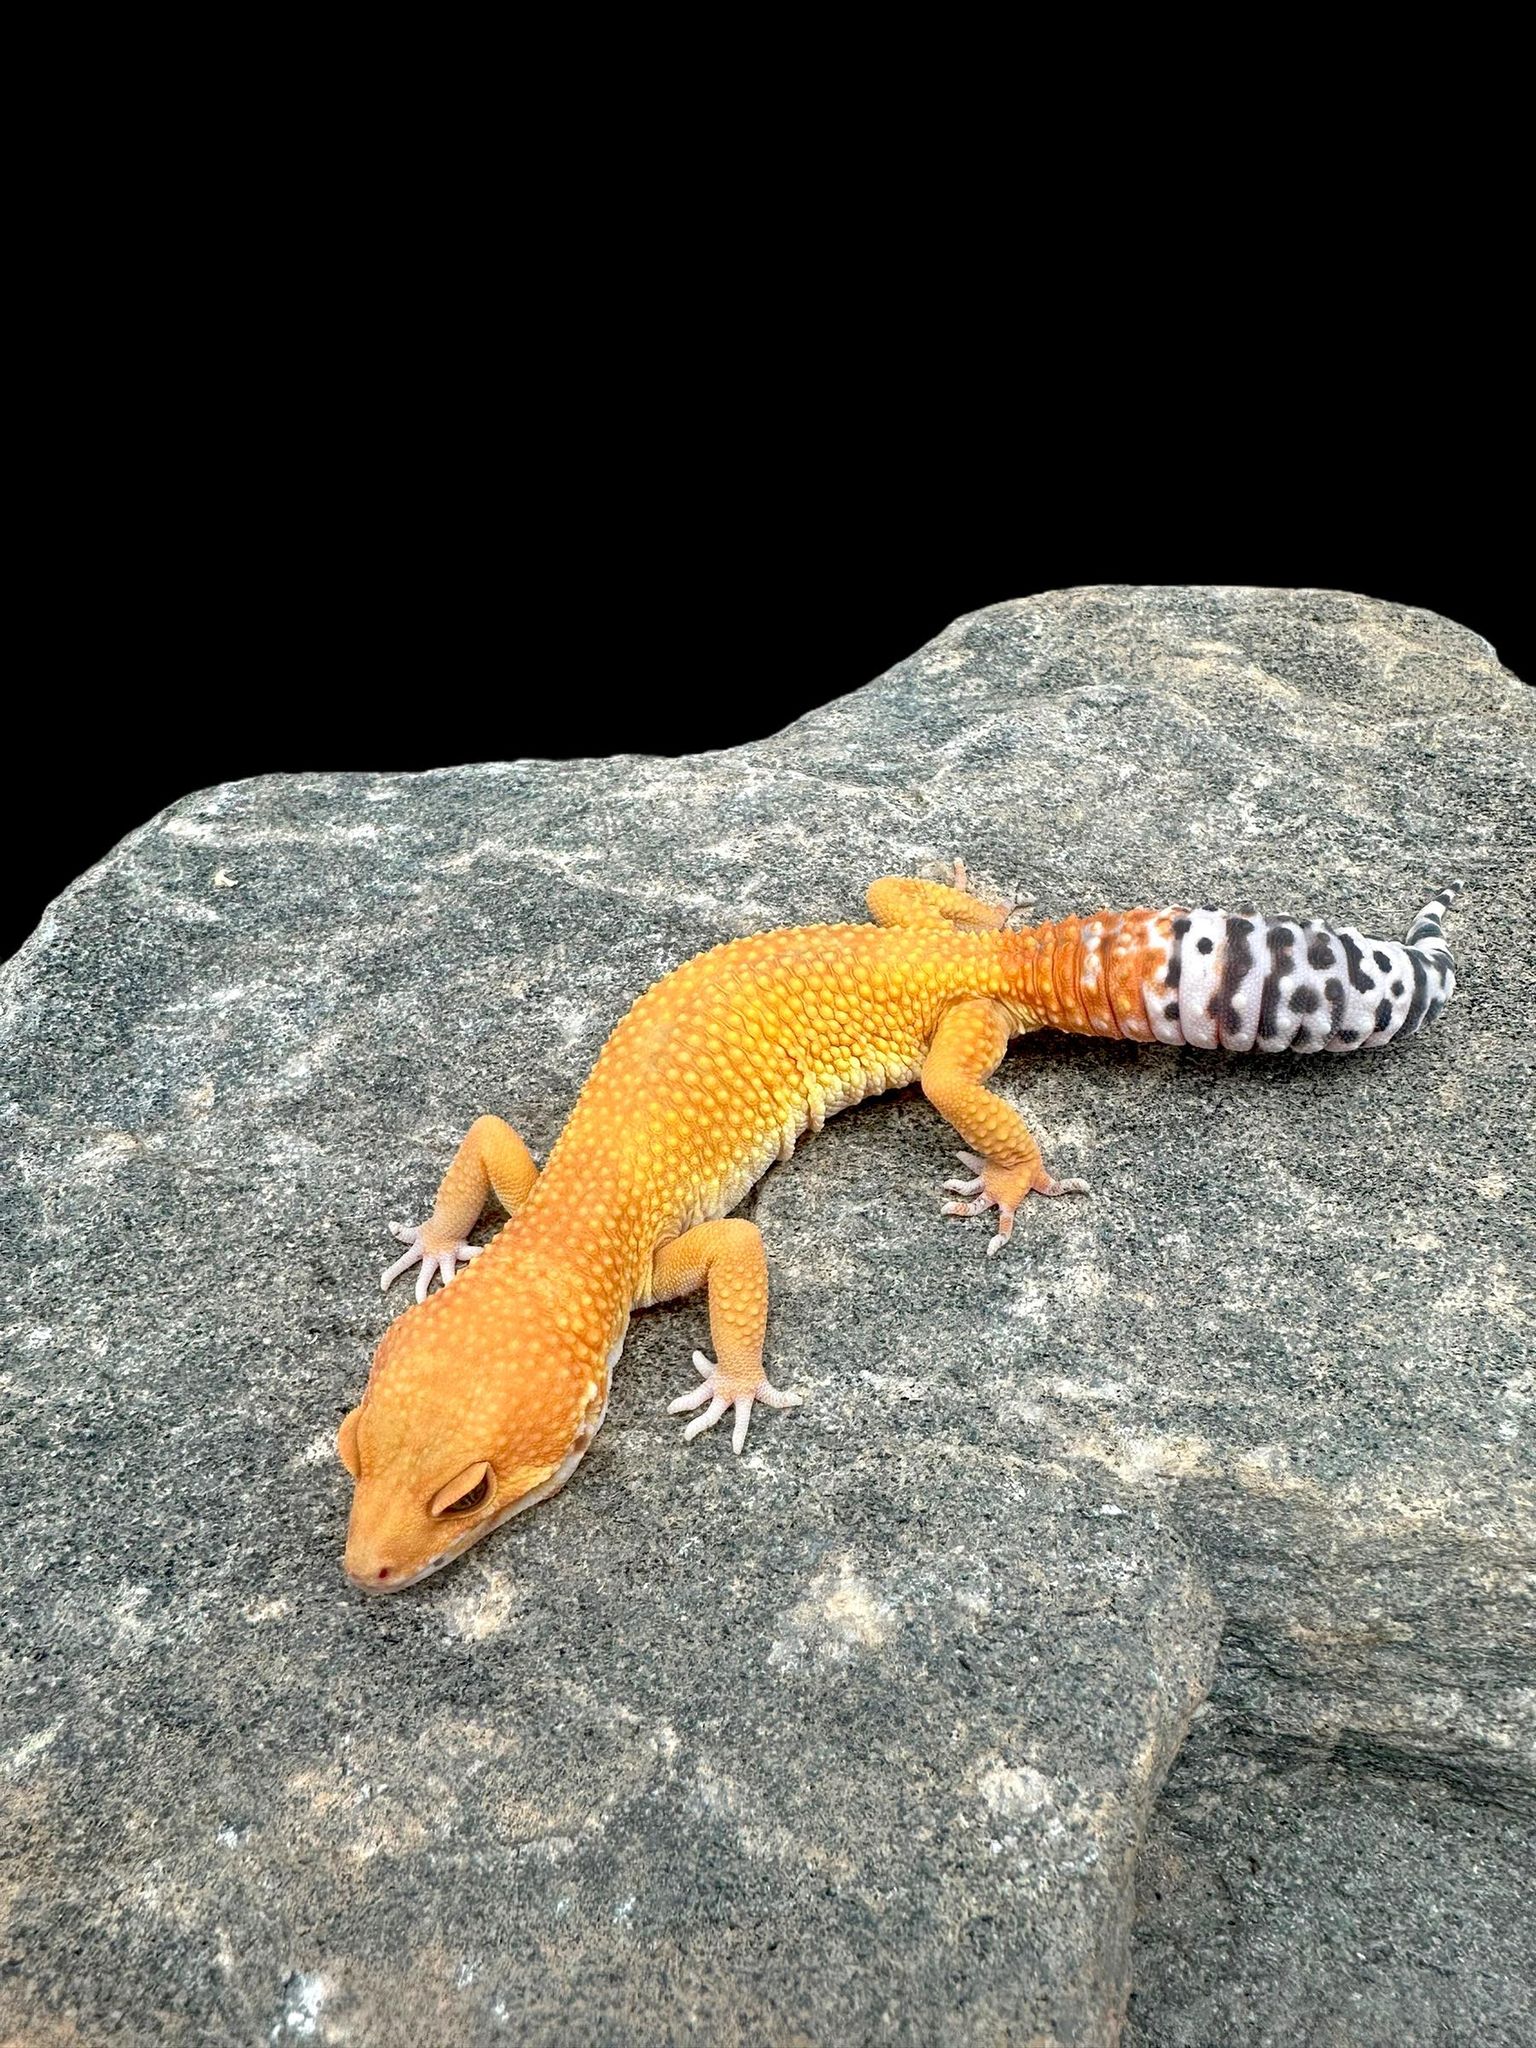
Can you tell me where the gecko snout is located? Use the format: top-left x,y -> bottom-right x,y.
341,1455 -> 504,1593
342,1530 -> 415,1592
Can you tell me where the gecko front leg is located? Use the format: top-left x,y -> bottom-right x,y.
649,1220 -> 802,1453
382,1113 -> 540,1301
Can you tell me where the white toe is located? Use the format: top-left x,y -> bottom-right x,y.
756,1384 -> 802,1412
683,1397 -> 728,1442
668,1382 -> 716,1414
381,1247 -> 418,1290
383,1222 -> 482,1300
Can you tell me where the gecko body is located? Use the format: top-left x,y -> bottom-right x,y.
338,869 -> 1460,1589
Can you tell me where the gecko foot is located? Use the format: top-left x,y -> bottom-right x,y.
668,1350 -> 803,1455
381,1220 -> 483,1303
941,1151 -> 1090,1257
947,858 -> 1035,925
1002,883 -> 1038,928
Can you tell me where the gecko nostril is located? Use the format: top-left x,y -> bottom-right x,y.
377,1567 -> 390,1581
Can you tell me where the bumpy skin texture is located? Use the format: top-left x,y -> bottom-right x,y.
338,869 -> 1460,1590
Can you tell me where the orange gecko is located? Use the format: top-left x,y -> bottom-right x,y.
338,865 -> 1460,1590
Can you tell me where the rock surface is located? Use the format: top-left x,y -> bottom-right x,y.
2,587 -> 1531,2045
1126,1712 -> 1536,2047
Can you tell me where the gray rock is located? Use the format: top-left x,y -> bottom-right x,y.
1125,1712 -> 1536,2048
1,587 -> 1530,2045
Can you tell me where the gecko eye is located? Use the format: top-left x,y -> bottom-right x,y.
429,1463 -> 494,1518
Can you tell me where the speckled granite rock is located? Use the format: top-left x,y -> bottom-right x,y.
1,588 -> 1530,2045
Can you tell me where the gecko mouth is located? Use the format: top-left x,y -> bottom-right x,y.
347,1548 -> 465,1594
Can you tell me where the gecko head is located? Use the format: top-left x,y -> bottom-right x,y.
336,1288 -> 612,1593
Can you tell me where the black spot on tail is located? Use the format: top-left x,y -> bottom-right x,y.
1335,929 -> 1375,995
1374,998 -> 1393,1033
1307,934 -> 1335,969
1210,917 -> 1255,1040
1290,985 -> 1320,1013
1257,923 -> 1296,1042
1324,978 -> 1346,1036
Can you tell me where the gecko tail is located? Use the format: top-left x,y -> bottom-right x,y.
1404,880 -> 1463,947
1153,880 -> 1462,1054
1031,881 -> 1464,1056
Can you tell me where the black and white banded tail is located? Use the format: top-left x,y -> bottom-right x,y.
1146,883 -> 1461,1055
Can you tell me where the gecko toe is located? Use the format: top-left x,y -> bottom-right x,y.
381,1248 -> 418,1291
668,1382 -> 716,1415
754,1382 -> 803,1412
682,1396 -> 729,1441
727,1388 -> 801,1454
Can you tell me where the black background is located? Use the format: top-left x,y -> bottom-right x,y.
10,388 -> 1524,966
9,44 -> 1528,963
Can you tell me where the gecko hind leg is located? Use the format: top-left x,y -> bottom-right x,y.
865,860 -> 1010,933
924,1001 -> 1091,1258
865,860 -> 1035,933
382,1113 -> 540,1302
